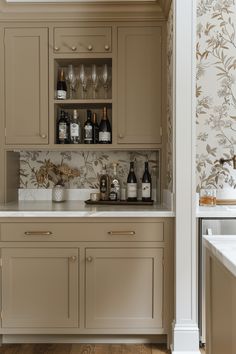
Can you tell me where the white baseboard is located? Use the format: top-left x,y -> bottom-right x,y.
171,322 -> 200,354
2,334 -> 167,344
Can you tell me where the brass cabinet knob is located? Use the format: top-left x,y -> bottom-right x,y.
104,44 -> 110,51
87,45 -> 93,51
69,256 -> 77,262
71,46 -> 77,51
87,256 -> 93,262
40,134 -> 47,139
54,46 -> 60,51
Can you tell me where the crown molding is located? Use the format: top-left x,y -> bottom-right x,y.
0,0 -> 166,21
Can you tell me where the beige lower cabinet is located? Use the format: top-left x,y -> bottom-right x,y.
0,218 -> 173,336
1,248 -> 79,328
85,248 -> 163,329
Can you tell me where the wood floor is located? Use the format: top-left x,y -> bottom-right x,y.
0,344 -> 170,354
0,344 -> 206,353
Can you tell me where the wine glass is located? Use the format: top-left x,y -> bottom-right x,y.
66,64 -> 78,99
100,64 -> 110,99
79,64 -> 88,99
91,64 -> 99,99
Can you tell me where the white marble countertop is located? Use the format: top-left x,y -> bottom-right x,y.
203,235 -> 236,277
197,205 -> 236,218
0,201 -> 175,218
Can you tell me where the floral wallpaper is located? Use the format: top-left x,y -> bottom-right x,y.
196,0 -> 236,192
166,0 -> 174,192
20,150 -> 159,191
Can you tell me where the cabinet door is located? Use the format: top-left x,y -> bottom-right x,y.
4,28 -> 48,145
85,248 -> 163,329
1,248 -> 79,328
117,26 -> 162,145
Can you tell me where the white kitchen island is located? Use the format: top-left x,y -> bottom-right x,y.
203,236 -> 236,354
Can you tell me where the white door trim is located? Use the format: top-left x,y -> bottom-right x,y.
172,0 -> 199,353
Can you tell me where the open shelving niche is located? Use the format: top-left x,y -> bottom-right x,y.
53,58 -> 113,146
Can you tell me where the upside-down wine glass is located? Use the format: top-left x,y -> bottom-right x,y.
66,64 -> 78,99
101,64 -> 110,99
91,64 -> 99,99
79,64 -> 88,99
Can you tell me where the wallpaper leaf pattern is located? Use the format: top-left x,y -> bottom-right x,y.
197,0 -> 236,192
20,151 -> 159,190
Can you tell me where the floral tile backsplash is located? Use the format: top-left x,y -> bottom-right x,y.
196,0 -> 236,192
20,150 -> 159,192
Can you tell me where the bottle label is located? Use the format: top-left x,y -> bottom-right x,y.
127,183 -> 137,198
142,183 -> 151,198
84,126 -> 93,141
70,123 -> 79,137
57,90 -> 67,100
59,123 -> 68,139
99,131 -> 111,142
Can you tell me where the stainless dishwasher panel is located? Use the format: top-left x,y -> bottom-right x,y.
199,218 -> 236,344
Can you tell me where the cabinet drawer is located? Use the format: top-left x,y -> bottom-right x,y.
54,27 -> 112,53
0,222 -> 164,242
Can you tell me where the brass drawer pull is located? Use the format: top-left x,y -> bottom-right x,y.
24,231 -> 53,236
108,231 -> 136,236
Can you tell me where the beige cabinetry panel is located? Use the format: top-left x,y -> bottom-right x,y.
0,218 -> 173,335
54,27 -> 112,53
117,26 -> 162,145
85,248 -> 163,329
1,221 -> 164,242
1,248 -> 79,328
4,28 -> 48,145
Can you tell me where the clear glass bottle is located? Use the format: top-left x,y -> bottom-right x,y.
70,109 -> 81,144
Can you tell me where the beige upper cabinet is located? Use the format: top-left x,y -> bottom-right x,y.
4,28 -> 49,145
1,248 -> 79,328
117,26 -> 162,145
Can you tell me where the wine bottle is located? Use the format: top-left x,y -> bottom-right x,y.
99,165 -> 110,201
70,109 -> 81,144
93,112 -> 99,144
127,161 -> 137,201
57,68 -> 67,100
84,110 -> 94,144
99,106 -> 112,144
57,110 -> 69,144
110,162 -> 120,200
142,161 -> 152,201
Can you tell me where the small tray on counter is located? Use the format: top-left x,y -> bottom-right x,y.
85,199 -> 154,206
216,199 -> 236,205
